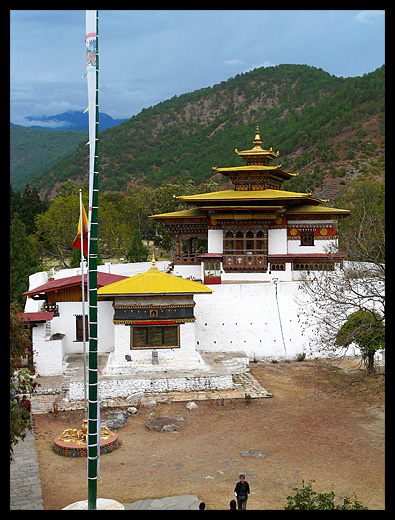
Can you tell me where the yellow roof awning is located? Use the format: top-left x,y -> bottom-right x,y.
98,260 -> 213,297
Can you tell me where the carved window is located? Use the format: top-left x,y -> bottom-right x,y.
131,325 -> 179,349
300,231 -> 314,246
75,315 -> 89,341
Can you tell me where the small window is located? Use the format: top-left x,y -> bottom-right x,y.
204,260 -> 220,277
131,325 -> 179,349
300,231 -> 314,246
76,315 -> 89,341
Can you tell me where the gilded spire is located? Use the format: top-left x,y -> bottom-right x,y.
253,126 -> 262,147
148,253 -> 159,271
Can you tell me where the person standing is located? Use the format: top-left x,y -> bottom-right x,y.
234,473 -> 250,510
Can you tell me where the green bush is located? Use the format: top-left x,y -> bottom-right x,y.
284,480 -> 368,510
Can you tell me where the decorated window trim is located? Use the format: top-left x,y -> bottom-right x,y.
130,323 -> 180,350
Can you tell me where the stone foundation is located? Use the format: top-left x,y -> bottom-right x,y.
68,372 -> 233,400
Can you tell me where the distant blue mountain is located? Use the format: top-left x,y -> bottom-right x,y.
13,110 -> 127,132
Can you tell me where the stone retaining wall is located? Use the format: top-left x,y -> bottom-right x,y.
68,373 -> 233,400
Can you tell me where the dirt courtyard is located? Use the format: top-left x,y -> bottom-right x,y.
33,359 -> 385,510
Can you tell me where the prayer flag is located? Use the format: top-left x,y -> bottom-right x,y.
71,199 -> 89,258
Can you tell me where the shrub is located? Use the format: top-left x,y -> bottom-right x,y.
284,479 -> 368,510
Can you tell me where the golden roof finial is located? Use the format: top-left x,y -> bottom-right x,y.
253,126 -> 262,147
148,253 -> 159,271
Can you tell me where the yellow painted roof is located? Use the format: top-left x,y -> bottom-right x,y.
286,204 -> 351,216
98,260 -> 213,296
178,189 -> 325,205
212,165 -> 297,179
148,208 -> 206,219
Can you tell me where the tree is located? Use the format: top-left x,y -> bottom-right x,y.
335,178 -> 385,265
34,181 -> 134,267
34,192 -> 81,268
10,184 -> 48,236
126,229 -> 149,263
297,177 -> 384,365
336,309 -> 385,373
10,216 -> 41,306
10,305 -> 39,461
297,263 -> 385,364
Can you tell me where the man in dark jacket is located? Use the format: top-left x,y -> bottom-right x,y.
234,473 -> 250,510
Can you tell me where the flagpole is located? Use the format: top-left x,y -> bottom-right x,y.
79,189 -> 88,419
86,9 -> 99,510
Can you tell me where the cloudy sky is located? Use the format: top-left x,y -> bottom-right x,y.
10,10 -> 385,126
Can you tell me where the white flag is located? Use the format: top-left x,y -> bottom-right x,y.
85,10 -> 98,253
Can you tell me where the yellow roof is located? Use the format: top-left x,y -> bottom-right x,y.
212,165 -> 297,177
178,189 -> 325,205
149,208 -> 206,219
286,204 -> 351,216
234,126 -> 280,162
98,260 -> 213,296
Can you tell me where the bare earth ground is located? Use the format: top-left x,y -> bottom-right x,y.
33,359 -> 385,510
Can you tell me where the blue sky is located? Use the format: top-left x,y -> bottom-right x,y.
10,10 -> 385,126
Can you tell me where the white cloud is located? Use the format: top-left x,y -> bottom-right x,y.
224,59 -> 247,67
244,61 -> 275,73
355,10 -> 385,24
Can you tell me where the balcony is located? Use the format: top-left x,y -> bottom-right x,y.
174,251 -> 201,265
44,303 -> 59,316
223,251 -> 267,271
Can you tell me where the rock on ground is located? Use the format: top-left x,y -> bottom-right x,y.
145,416 -> 185,432
101,410 -> 129,430
129,495 -> 202,510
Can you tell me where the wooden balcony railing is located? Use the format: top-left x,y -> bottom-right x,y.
223,252 -> 267,271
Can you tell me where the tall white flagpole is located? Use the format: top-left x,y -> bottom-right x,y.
79,189 -> 88,419
85,9 -> 99,510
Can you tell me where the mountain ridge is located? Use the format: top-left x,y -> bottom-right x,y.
11,109 -> 127,132
12,63 -> 385,202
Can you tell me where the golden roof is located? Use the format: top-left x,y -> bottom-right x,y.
212,165 -> 298,179
177,189 -> 325,205
98,257 -> 213,297
286,204 -> 351,216
149,208 -> 207,220
235,126 -> 280,163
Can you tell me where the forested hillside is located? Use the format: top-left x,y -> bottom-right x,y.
10,127 -> 87,192
26,64 -> 385,202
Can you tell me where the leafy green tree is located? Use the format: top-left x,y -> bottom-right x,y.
10,304 -> 39,461
34,192 -> 81,268
285,480 -> 367,510
336,309 -> 385,373
126,229 -> 149,263
10,216 -> 41,306
34,181 -> 133,266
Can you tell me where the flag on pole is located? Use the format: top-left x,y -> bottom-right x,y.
85,10 -> 98,241
71,199 -> 89,258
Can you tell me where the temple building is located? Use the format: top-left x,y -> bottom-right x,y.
97,257 -> 213,375
20,128 -> 355,392
151,127 -> 350,282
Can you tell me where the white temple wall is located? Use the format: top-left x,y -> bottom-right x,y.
208,229 -> 224,254
32,324 -> 64,376
42,301 -> 115,356
287,238 -> 337,255
194,282 -> 313,360
268,228 -> 287,254
110,321 -> 202,368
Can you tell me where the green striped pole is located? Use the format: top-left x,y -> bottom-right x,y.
87,9 -> 99,510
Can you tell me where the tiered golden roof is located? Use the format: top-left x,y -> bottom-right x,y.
150,126 -> 351,223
